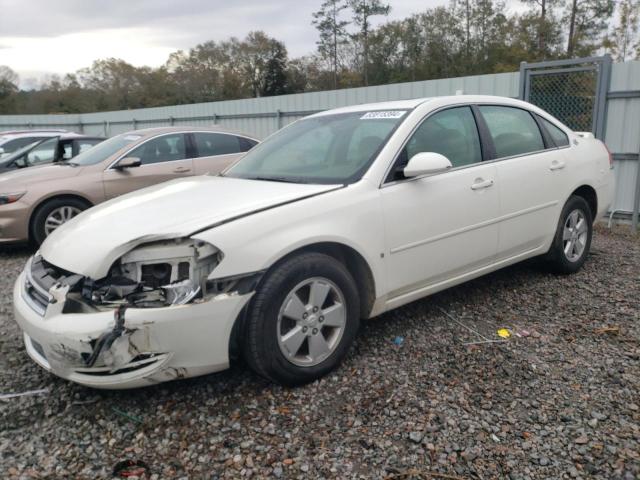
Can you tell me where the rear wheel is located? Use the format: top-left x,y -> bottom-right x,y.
545,195 -> 593,274
243,252 -> 360,386
31,197 -> 89,246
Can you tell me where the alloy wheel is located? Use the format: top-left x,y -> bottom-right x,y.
44,206 -> 82,236
277,277 -> 346,367
562,209 -> 588,262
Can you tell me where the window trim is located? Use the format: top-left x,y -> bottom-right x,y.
382,103 -> 485,186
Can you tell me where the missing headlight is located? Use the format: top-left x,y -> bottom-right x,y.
84,238 -> 222,308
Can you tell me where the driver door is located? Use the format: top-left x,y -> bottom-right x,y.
103,133 -> 193,199
380,106 -> 500,300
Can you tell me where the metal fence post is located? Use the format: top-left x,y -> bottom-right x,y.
632,147 -> 640,233
518,61 -> 527,100
132,118 -> 137,130
595,54 -> 612,140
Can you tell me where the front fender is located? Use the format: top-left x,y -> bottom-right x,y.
193,182 -> 387,298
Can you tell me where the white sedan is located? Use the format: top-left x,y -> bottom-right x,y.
13,95 -> 614,389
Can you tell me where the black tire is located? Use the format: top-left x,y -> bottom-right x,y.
243,252 -> 360,386
544,195 -> 593,274
31,197 -> 90,246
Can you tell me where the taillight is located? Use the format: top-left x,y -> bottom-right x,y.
604,143 -> 613,168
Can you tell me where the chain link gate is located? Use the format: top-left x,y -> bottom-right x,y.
519,56 -> 612,139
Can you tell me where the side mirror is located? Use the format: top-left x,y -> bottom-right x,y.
404,152 -> 452,178
115,157 -> 141,170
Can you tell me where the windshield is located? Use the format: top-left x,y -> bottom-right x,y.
69,133 -> 142,166
0,140 -> 44,167
224,110 -> 408,184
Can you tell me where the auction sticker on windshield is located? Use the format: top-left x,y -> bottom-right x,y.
360,111 -> 406,120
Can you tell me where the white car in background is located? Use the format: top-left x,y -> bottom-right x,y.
0,130 -> 69,159
13,95 -> 614,389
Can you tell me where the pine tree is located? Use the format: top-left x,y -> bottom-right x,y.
348,0 -> 391,86
313,0 -> 350,89
606,0 -> 640,60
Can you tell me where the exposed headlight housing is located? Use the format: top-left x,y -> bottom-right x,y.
0,191 -> 26,205
86,238 -> 222,308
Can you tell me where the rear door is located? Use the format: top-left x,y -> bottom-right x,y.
103,133 -> 193,199
191,132 -> 257,175
477,105 -> 570,259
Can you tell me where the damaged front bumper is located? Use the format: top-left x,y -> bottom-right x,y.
13,267 -> 252,389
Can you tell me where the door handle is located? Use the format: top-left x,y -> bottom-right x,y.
173,167 -> 191,173
470,179 -> 494,190
550,160 -> 566,171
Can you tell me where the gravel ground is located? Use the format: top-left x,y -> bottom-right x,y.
1,226 -> 639,480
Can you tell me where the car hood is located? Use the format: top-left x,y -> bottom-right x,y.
0,163 -> 82,185
41,175 -> 340,278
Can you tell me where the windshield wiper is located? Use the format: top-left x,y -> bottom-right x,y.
250,175 -> 310,184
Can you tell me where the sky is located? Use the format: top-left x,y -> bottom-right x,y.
0,0 -> 451,88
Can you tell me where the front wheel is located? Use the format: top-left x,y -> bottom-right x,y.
31,197 -> 89,246
243,252 -> 360,386
545,195 -> 593,274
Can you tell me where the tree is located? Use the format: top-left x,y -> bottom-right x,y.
0,66 -> 19,113
520,0 -> 558,55
0,66 -> 19,98
605,0 -> 640,60
313,0 -> 350,89
565,0 -> 615,57
234,31 -> 290,98
348,0 -> 390,86
262,41 -> 290,96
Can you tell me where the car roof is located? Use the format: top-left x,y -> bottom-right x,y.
309,95 -> 542,117
57,133 -> 105,140
0,131 -> 66,140
120,125 -> 259,140
311,98 -> 432,117
0,129 -> 67,135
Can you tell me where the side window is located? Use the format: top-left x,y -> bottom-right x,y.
26,137 -> 58,166
538,116 -> 570,147
401,106 -> 482,172
60,140 -> 73,160
193,132 -> 241,157
238,137 -> 258,152
128,134 -> 187,165
479,106 -> 544,158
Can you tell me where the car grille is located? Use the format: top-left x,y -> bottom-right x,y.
23,255 -> 76,316
23,258 -> 51,316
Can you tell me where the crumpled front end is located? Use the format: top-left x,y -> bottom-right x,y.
13,238 -> 257,389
